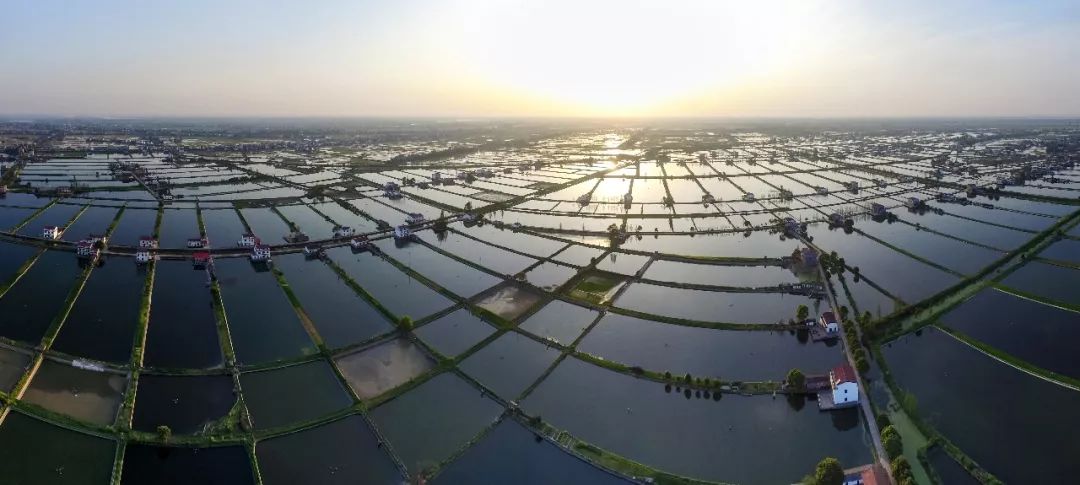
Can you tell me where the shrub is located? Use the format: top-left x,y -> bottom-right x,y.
811,457 -> 844,485
882,430 -> 903,459
157,425 -> 172,443
855,355 -> 870,373
786,368 -> 806,391
891,456 -> 914,483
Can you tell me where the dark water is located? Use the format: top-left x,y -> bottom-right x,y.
883,328 -> 1080,483
942,287 -> 1080,379
144,260 -> 223,369
898,211 -> 1034,250
121,444 -> 254,485
434,418 -> 631,484
644,259 -> 800,287
215,258 -> 314,365
0,346 -> 31,392
256,414 -> 403,485
274,253 -> 392,349
457,224 -> 567,257
239,207 -> 289,241
310,202 -> 379,233
158,209 -> 200,248
277,204 -> 335,238
0,251 -> 82,344
0,207 -> 37,231
371,372 -> 503,476
17,203 -> 83,237
415,309 -> 496,357
926,445 -> 980,485
523,356 -> 870,485
240,359 -> 353,430
429,231 -> 537,275
327,247 -> 453,320
579,313 -> 843,381
460,331 -> 561,400
53,259 -> 145,363
0,240 -> 38,282
1039,238 -> 1080,263
0,411 -> 115,485
201,209 -> 246,248
108,208 -> 157,246
857,220 -> 1003,275
1000,261 -> 1080,306
379,240 -> 501,298
518,299 -> 599,345
810,228 -> 959,304
614,283 -> 822,324
618,231 -> 803,259
132,373 -> 236,434
60,206 -> 117,242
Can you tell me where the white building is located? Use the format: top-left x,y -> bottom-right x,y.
830,363 -> 860,406
820,312 -> 839,334
333,226 -> 355,238
76,240 -> 97,259
138,236 -> 158,249
186,237 -> 208,248
250,244 -> 272,262
42,225 -> 63,240
135,250 -> 152,264
350,236 -> 371,251
237,233 -> 257,247
394,224 -> 412,241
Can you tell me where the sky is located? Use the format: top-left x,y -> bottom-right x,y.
1,0 -> 1078,118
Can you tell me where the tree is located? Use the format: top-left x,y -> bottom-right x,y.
855,355 -> 870,373
891,456 -> 914,483
398,315 -> 414,332
838,306 -> 849,322
882,425 -> 903,459
796,304 -> 810,322
811,457 -> 844,485
157,425 -> 172,443
786,368 -> 806,391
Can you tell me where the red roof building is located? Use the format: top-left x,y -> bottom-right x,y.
192,251 -> 212,265
829,363 -> 859,406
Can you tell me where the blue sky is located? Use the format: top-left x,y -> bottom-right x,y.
1,0 -> 1078,117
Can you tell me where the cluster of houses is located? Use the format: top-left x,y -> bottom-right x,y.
383,181 -> 402,199
869,203 -> 889,220
804,360 -> 860,411
781,217 -> 807,238
829,212 -> 854,229
42,225 -> 64,240
75,234 -> 108,260
332,225 -> 355,238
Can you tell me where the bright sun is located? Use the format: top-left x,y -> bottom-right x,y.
437,0 -> 828,116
